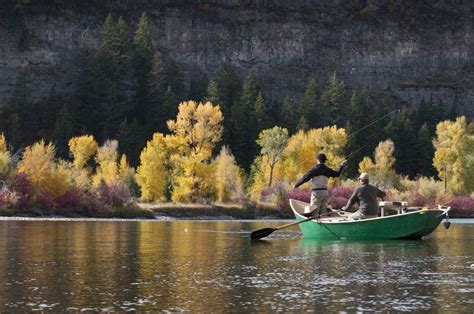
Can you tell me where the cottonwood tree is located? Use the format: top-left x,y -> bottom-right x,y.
433,116 -> 471,195
256,126 -> 289,187
167,101 -> 223,203
358,139 -> 396,188
213,146 -> 244,203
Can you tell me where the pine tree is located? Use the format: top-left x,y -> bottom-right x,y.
161,86 -> 176,132
204,80 -> 221,105
145,52 -> 167,133
96,15 -> 131,139
385,109 -> 418,177
322,72 -> 346,126
231,74 -> 260,170
165,61 -> 185,102
280,96 -> 296,133
117,118 -> 146,167
51,104 -> 75,158
299,79 -> 320,128
133,12 -> 154,123
188,72 -> 209,102
254,92 -> 271,133
416,122 -> 436,177
214,64 -> 241,142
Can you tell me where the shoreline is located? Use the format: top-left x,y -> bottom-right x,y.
0,202 -> 472,220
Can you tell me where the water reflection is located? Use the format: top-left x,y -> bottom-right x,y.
0,220 -> 472,312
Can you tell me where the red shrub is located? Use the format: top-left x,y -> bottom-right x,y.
54,188 -> 83,213
328,187 -> 353,209
449,196 -> 474,217
9,173 -> 33,209
97,183 -> 131,207
288,188 -> 311,203
0,190 -> 19,209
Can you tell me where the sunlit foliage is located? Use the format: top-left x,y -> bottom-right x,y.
213,146 -> 244,203
0,133 -> 11,179
256,126 -> 288,187
18,140 -> 69,197
167,101 -> 223,202
282,126 -> 347,184
69,135 -> 98,169
136,133 -> 169,201
93,140 -> 119,187
359,139 -> 396,187
433,116 -> 471,195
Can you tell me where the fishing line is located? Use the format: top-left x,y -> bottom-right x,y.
344,109 -> 401,160
349,109 -> 401,137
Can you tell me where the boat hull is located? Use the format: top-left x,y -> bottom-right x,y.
291,199 -> 448,240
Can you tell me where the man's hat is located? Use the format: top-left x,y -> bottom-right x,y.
358,172 -> 369,181
317,153 -> 327,162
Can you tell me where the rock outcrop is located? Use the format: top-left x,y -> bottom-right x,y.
1,0 -> 473,116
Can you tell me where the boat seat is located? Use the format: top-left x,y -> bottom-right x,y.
379,201 -> 408,216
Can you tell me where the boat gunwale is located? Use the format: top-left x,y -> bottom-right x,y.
290,199 -> 450,225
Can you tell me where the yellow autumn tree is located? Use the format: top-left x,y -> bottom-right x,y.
136,133 -> 169,202
93,140 -> 119,187
69,135 -> 98,169
167,101 -> 223,203
17,140 -> 69,197
0,133 -> 11,179
466,134 -> 474,193
282,126 -> 347,185
433,116 -> 471,195
359,139 -> 396,187
250,127 -> 288,199
213,146 -> 244,203
118,154 -> 135,184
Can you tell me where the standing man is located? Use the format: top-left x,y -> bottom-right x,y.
342,172 -> 386,219
293,153 -> 347,217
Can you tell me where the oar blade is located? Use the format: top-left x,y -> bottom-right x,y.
250,228 -> 275,240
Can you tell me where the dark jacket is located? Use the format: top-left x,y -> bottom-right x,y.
294,163 -> 344,189
345,183 -> 386,216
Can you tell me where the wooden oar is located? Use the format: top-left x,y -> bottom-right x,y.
250,216 -> 314,240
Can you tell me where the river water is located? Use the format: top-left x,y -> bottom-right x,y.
0,218 -> 473,312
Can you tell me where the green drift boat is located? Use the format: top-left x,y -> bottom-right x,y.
291,199 -> 451,240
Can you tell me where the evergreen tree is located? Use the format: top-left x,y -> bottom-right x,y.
161,86 -> 176,132
117,118 -> 145,167
384,109 -> 418,177
215,64 -> 241,139
96,15 -> 131,139
254,92 -> 272,133
204,80 -> 221,105
299,79 -> 320,128
279,96 -> 296,133
416,122 -> 436,177
132,12 -> 154,123
188,72 -> 209,102
51,103 -> 75,158
322,72 -> 346,126
73,45 -> 104,137
165,61 -> 185,102
145,52 -> 167,133
231,74 -> 260,170
296,115 -> 309,131
344,90 -> 378,177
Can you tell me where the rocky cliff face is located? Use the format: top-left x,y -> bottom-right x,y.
1,0 -> 473,116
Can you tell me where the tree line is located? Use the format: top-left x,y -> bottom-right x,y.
0,12 -> 456,180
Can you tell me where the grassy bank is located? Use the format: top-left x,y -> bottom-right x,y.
138,202 -> 292,219
0,205 -> 155,219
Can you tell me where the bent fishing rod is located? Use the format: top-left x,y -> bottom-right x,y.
344,108 -> 401,161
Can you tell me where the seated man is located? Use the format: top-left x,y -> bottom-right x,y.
342,173 -> 386,219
